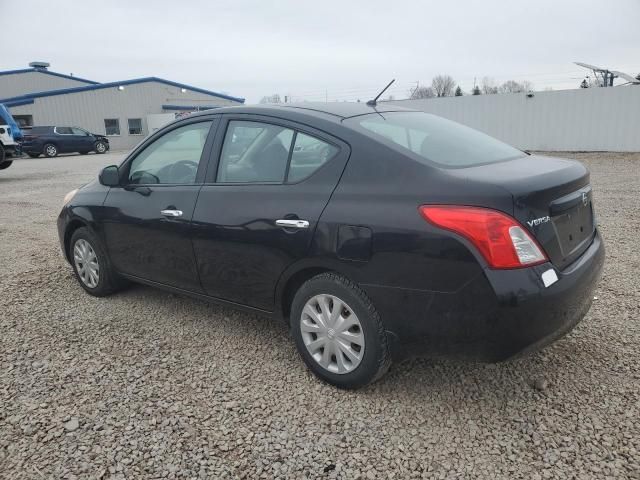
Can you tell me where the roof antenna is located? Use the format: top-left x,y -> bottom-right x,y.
366,79 -> 395,106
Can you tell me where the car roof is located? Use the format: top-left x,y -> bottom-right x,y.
190,101 -> 417,123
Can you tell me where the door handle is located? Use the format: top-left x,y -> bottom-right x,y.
275,219 -> 309,229
161,209 -> 183,217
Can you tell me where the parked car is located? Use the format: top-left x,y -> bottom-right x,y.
22,126 -> 109,158
57,103 -> 604,388
0,103 -> 22,171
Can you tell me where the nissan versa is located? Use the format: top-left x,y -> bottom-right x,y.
57,103 -> 604,388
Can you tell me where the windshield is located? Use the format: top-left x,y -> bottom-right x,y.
345,111 -> 524,168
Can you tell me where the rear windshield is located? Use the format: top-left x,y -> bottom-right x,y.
344,112 -> 524,168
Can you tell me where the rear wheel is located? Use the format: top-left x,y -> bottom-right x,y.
290,273 -> 391,389
69,227 -> 128,296
95,141 -> 107,154
44,143 -> 58,158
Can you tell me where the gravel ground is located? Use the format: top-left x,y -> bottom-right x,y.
1,151 -> 638,479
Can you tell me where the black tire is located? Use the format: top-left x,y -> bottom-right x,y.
0,143 -> 4,163
27,153 -> 40,158
0,160 -> 13,170
290,273 -> 391,389
69,227 -> 128,297
43,143 -> 58,158
95,141 -> 107,154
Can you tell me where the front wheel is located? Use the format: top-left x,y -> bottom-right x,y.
44,143 -> 58,158
0,160 -> 12,170
95,141 -> 107,154
69,227 -> 128,297
290,273 -> 391,389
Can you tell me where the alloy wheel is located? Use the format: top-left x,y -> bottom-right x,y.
96,142 -> 106,153
46,145 -> 57,156
300,294 -> 365,374
73,239 -> 100,288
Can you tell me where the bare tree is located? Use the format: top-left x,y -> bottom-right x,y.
499,80 -> 520,93
521,80 -> 534,92
409,86 -> 435,99
259,94 -> 281,104
481,77 -> 498,95
431,75 -> 456,97
498,80 -> 534,94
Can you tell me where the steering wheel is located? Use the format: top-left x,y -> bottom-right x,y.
167,160 -> 199,183
130,170 -> 160,185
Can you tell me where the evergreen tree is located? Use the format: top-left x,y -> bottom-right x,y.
472,86 -> 481,95
580,79 -> 589,89
454,86 -> 463,96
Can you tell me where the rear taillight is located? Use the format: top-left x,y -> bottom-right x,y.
419,205 -> 547,269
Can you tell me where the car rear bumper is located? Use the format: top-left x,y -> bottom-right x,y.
364,230 -> 605,362
21,141 -> 41,153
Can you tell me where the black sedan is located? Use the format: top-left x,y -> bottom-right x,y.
57,103 -> 604,388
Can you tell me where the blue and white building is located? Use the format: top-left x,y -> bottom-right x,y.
0,62 -> 244,150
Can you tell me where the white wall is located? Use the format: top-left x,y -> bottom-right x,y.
389,87 -> 640,152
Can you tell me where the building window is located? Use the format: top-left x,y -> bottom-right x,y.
104,119 -> 120,136
128,118 -> 143,135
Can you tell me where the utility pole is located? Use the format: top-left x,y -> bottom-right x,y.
410,81 -> 419,98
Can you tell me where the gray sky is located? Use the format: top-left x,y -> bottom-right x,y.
2,0 -> 639,103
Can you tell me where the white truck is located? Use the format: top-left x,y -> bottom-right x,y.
0,103 -> 22,171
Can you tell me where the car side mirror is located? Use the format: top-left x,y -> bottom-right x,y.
99,165 -> 120,187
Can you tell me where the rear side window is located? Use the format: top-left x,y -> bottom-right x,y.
345,112 -> 524,168
217,121 -> 294,183
217,120 -> 339,184
288,133 -> 338,182
55,127 -> 73,135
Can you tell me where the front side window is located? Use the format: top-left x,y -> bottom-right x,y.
217,120 -> 294,183
127,121 -> 212,184
104,119 -> 120,136
128,118 -> 143,135
345,112 -> 525,168
288,133 -> 338,182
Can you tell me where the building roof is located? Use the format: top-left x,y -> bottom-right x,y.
0,76 -> 245,105
0,67 -> 99,85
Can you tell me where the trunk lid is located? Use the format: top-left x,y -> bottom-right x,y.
450,154 -> 595,270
